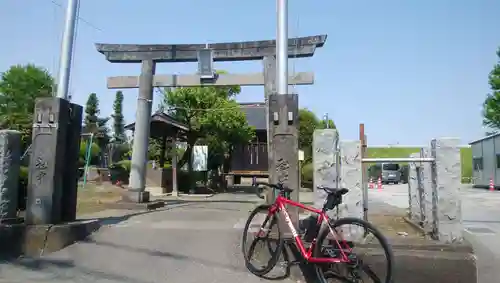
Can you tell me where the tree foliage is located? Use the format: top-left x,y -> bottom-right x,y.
83,93 -> 110,145
160,76 -> 254,173
0,64 -> 54,148
111,91 -> 126,142
482,47 -> 500,130
298,108 -> 319,161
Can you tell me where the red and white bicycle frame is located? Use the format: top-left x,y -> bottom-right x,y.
264,194 -> 352,263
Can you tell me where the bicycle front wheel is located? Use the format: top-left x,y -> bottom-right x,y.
313,217 -> 394,283
241,204 -> 284,276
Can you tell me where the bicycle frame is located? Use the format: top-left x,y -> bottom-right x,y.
266,194 -> 352,264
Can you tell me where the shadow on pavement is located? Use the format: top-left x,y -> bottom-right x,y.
6,257 -> 153,283
81,238 -> 247,274
85,201 -> 195,226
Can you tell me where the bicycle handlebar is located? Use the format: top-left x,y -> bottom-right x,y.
251,180 -> 289,200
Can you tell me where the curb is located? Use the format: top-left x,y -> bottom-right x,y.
402,216 -> 428,236
0,219 -> 101,259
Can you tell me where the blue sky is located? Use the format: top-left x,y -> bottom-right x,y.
1,0 -> 499,145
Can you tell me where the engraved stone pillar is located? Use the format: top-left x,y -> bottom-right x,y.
26,98 -> 71,225
0,130 -> 21,223
312,129 -> 339,210
338,141 -> 363,220
408,153 -> 418,221
420,147 -> 433,233
61,103 -> 83,222
338,140 -> 364,239
430,138 -> 463,243
269,93 -> 299,225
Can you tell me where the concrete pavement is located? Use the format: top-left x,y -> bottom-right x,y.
368,183 -> 500,283
0,195 -> 296,283
0,187 -> 491,282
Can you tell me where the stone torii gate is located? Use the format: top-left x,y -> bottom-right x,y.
95,35 -> 326,204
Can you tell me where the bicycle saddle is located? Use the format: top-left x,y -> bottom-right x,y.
317,186 -> 349,196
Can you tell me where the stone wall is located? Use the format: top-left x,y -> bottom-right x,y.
408,152 -> 421,221
313,130 -> 464,243
430,138 -> 463,243
407,138 -> 463,243
338,140 -> 363,220
408,149 -> 433,233
312,130 -> 364,238
312,129 -> 339,210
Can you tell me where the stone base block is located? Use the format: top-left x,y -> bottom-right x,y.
121,190 -> 150,203
253,236 -> 476,283
0,219 -> 100,259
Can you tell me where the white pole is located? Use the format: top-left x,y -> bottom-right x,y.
276,0 -> 288,95
56,0 -> 79,100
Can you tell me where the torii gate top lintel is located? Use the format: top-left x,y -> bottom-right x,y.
95,34 -> 327,63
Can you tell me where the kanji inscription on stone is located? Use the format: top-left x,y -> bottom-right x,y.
34,156 -> 48,185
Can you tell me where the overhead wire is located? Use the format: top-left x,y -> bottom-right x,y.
2,1 -> 102,98
48,0 -> 103,32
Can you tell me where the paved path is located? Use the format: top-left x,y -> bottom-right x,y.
0,195 -> 294,283
2,187 -> 497,282
368,184 -> 500,283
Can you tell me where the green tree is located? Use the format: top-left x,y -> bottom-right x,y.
111,91 -> 125,142
482,47 -> 500,130
0,64 -> 54,149
298,108 -> 336,163
83,93 -> 110,145
319,119 -> 336,130
160,75 -> 254,182
83,93 -> 110,166
298,108 -> 320,162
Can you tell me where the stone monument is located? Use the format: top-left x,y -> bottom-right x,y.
25,98 -> 83,225
0,130 -> 21,223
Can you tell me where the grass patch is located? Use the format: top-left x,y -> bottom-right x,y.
77,183 -> 123,216
460,147 -> 472,183
367,147 -> 421,159
366,147 -> 472,183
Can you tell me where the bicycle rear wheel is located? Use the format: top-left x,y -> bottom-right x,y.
241,204 -> 284,276
313,217 -> 394,283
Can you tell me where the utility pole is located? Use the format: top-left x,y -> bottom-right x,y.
276,0 -> 288,93
56,0 -> 79,100
274,0 -> 300,226
25,0 -> 84,225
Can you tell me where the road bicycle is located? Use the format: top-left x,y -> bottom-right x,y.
241,181 -> 394,283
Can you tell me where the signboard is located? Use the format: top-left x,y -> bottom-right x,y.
192,145 -> 208,171
298,150 -> 304,161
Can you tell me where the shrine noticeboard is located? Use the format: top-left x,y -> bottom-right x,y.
192,145 -> 208,171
